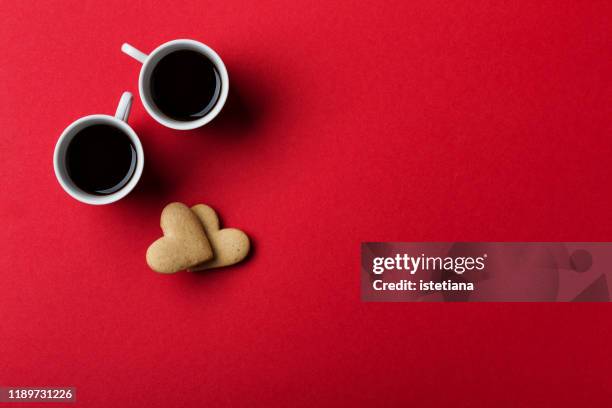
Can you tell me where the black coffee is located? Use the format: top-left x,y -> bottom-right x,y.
150,49 -> 221,121
66,124 -> 137,195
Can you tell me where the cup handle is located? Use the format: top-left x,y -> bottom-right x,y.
115,92 -> 133,122
121,43 -> 148,63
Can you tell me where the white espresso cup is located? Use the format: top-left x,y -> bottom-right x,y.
121,39 -> 229,130
53,92 -> 144,205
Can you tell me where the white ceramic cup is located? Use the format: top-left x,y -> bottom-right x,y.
121,39 -> 229,130
53,92 -> 144,205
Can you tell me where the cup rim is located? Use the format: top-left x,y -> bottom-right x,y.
53,114 -> 145,205
138,39 -> 229,130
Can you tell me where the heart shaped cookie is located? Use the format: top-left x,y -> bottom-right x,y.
189,204 -> 250,271
146,202 -> 213,273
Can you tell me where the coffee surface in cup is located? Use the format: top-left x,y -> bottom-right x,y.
150,50 -> 221,122
66,124 -> 137,195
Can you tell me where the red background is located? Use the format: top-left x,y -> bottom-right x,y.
1,1 -> 611,406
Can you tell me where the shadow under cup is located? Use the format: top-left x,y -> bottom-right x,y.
54,115 -> 144,205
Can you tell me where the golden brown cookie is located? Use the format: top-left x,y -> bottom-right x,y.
189,204 -> 250,271
146,202 -> 213,273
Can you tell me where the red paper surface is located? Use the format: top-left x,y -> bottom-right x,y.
1,1 -> 611,406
